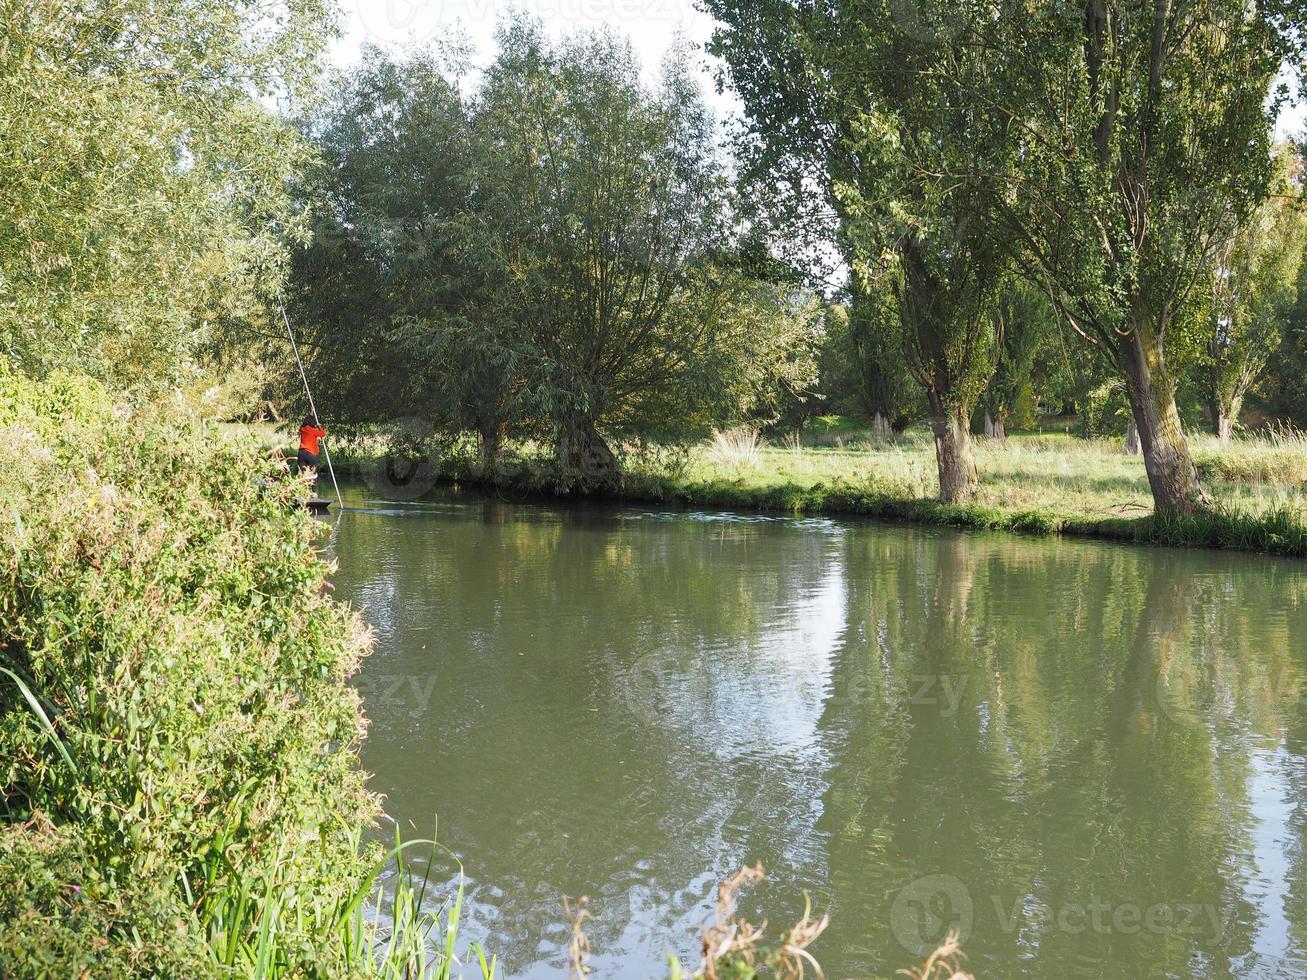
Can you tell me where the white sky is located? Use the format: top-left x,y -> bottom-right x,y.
333,0 -> 741,119
334,1 -> 1305,138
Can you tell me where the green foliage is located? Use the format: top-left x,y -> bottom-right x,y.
982,283 -> 1055,435
976,0 -> 1306,508
1172,146 -> 1307,436
288,40 -> 521,454
1078,380 -> 1134,439
1143,505 -> 1307,557
820,284 -> 922,431
292,26 -> 816,486
0,373 -> 484,976
0,823 -> 210,977
709,0 -> 1307,513
0,0 -> 335,384
706,1 -> 1019,501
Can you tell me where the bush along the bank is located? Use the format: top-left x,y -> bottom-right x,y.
0,371 -> 465,977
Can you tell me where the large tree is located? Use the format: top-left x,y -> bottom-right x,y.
973,0 -> 1307,510
291,23 -> 814,485
708,0 -> 1014,502
1185,148 -> 1307,443
475,23 -> 755,487
0,0 -> 334,382
289,44 -> 528,466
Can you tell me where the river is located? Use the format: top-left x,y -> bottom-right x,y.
327,483 -> 1307,979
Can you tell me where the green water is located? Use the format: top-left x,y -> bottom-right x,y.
328,484 -> 1307,979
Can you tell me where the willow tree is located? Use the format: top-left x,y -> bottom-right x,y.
474,24 -> 745,488
0,0 -> 334,382
1190,149 -> 1307,443
289,44 -> 529,465
708,0 -> 1013,502
975,0 -> 1307,511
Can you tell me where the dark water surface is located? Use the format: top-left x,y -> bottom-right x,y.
327,483 -> 1307,979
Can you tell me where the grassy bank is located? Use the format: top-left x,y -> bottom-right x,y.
319,420 -> 1307,558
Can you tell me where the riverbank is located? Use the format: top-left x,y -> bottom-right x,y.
0,381 -> 864,977
318,424 -> 1307,558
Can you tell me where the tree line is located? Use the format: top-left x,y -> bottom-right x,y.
7,1 -> 1307,515
705,0 -> 1307,513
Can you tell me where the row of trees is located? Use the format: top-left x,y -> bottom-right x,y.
814,170 -> 1307,451
706,0 -> 1307,512
7,2 -> 1307,515
285,25 -> 823,488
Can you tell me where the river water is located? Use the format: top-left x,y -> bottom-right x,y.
328,483 -> 1307,978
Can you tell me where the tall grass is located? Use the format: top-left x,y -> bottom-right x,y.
705,427 -> 763,472
192,829 -> 497,979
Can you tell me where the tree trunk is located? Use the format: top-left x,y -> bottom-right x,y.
927,390 -> 978,503
1060,399 -> 1075,417
1211,394 -> 1240,446
1124,423 -> 1141,456
554,413 -> 619,491
983,411 -> 1006,440
872,412 -> 893,436
477,422 -> 505,478
1117,329 -> 1210,514
1213,408 -> 1232,446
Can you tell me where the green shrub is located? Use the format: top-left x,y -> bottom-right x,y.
0,821 -> 209,977
0,373 -> 469,976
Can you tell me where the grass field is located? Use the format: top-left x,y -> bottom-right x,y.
676,421 -> 1307,524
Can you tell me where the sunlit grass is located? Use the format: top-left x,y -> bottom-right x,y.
674,426 -> 1306,525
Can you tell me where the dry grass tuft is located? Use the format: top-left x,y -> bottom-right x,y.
695,862 -> 828,980
698,862 -> 768,978
706,427 -> 764,472
563,895 -> 595,979
897,931 -> 974,980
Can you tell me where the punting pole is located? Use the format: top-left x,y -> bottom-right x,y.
279,300 -> 343,511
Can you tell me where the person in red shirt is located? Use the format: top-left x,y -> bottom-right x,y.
298,415 -> 326,489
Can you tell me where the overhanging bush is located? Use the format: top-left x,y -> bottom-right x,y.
0,371 -> 383,975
